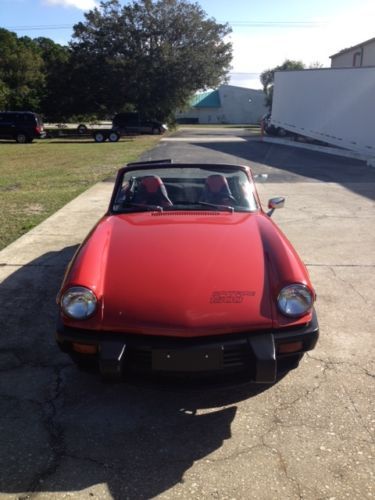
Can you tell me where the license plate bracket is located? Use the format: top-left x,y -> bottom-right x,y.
152,348 -> 223,372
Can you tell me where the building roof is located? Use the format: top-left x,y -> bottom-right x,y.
191,90 -> 221,108
330,36 -> 375,59
189,85 -> 263,109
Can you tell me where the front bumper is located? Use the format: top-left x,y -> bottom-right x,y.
56,310 -> 319,383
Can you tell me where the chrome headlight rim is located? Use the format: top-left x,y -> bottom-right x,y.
277,283 -> 313,318
61,286 -> 97,320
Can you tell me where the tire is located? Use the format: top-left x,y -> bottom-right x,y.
77,123 -> 88,134
15,132 -> 28,143
108,131 -> 120,142
152,127 -> 161,135
93,132 -> 107,143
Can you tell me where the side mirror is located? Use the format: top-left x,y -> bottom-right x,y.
267,197 -> 285,217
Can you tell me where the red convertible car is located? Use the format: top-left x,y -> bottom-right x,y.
56,160 -> 319,382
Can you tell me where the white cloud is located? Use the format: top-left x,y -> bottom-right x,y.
43,0 -> 98,10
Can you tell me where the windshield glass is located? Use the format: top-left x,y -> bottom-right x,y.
111,166 -> 258,213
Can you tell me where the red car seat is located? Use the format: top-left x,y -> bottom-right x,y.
201,175 -> 236,205
132,175 -> 173,207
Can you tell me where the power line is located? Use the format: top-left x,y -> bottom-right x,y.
4,25 -> 73,31
3,20 -> 325,31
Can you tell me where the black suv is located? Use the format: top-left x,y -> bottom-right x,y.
112,112 -> 167,135
0,111 -> 45,143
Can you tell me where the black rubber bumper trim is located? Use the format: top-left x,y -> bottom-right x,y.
56,310 -> 319,382
273,309 -> 319,352
99,342 -> 126,378
247,334 -> 276,383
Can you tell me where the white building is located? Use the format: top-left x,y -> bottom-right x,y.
330,37 -> 375,68
176,85 -> 267,125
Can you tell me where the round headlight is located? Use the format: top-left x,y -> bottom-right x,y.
277,284 -> 313,318
61,286 -> 97,320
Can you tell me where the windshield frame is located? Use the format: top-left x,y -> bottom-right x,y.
108,162 -> 260,215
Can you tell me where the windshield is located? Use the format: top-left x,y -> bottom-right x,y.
111,166 -> 258,213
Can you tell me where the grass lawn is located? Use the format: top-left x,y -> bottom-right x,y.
0,135 -> 161,250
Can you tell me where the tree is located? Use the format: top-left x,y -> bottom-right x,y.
68,0 -> 232,119
0,29 -> 45,110
260,59 -> 305,109
309,61 -> 324,69
33,37 -> 71,120
0,29 -> 72,118
0,80 -> 10,110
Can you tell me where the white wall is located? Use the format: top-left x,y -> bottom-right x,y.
363,41 -> 375,65
217,86 -> 267,124
331,39 -> 375,67
176,85 -> 267,124
331,52 -> 359,68
271,68 -> 375,155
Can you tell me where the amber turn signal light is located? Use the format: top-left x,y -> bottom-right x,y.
72,343 -> 97,354
277,341 -> 303,354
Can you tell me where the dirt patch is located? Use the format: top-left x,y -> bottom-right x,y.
23,204 -> 45,215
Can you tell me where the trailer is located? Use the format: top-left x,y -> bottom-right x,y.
270,67 -> 375,156
45,124 -> 121,143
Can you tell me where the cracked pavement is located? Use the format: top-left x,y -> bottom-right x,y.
0,129 -> 374,499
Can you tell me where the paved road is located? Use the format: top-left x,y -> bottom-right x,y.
0,128 -> 374,499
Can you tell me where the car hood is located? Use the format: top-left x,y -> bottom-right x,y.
62,211 -> 312,336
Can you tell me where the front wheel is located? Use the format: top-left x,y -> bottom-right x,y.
152,127 -> 161,135
93,132 -> 106,143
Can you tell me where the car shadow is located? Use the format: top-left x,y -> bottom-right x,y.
163,139 -> 375,201
0,139 -> 134,145
44,139 -> 134,144
0,140 -> 38,145
0,246 -> 277,499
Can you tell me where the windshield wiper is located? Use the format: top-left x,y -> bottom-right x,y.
197,201 -> 234,213
120,202 -> 164,212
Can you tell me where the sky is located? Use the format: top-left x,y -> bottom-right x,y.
1,0 -> 375,89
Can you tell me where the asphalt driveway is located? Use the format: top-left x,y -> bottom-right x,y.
0,127 -> 374,499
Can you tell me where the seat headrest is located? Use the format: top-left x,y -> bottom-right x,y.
140,176 -> 164,193
206,175 -> 230,193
